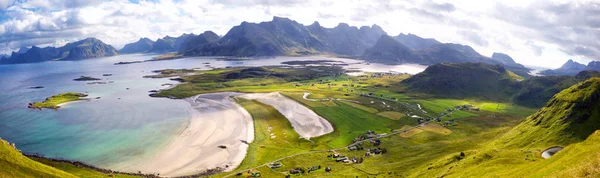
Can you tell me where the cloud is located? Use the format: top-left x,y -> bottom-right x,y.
0,0 -> 14,9
493,1 -> 600,60
425,1 -> 455,12
458,30 -> 489,47
525,41 -> 544,56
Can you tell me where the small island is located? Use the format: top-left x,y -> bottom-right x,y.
73,76 -> 101,81
28,92 -> 88,109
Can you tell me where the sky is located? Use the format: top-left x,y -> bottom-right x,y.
0,0 -> 599,69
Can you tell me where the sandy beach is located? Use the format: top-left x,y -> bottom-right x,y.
240,92 -> 333,139
122,92 -> 254,177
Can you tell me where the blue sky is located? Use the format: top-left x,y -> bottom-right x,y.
0,0 -> 598,69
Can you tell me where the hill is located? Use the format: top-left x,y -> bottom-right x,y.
1,38 -> 117,64
0,139 -> 76,178
513,70 -> 600,107
119,38 -> 154,54
400,63 -> 521,101
497,77 -> 600,148
408,78 -> 600,178
540,59 -> 587,76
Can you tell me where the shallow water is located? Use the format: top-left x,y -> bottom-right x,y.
0,54 -> 426,170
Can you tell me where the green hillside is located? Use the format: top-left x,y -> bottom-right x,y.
496,77 -> 600,148
400,63 -> 520,101
1,138 -> 143,178
0,139 -> 76,178
409,78 -> 600,178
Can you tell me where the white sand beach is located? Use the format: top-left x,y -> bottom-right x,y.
240,92 -> 333,139
122,92 -> 254,177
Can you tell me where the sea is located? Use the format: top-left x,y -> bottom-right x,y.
0,54 -> 426,169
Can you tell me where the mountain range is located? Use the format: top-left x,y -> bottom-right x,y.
540,60 -> 600,76
119,38 -> 154,54
0,38 -> 118,64
2,16 -> 534,74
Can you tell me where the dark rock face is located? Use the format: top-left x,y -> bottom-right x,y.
393,33 -> 440,50
185,16 -> 386,57
148,34 -> 196,53
0,38 -> 118,64
540,59 -> 587,76
363,35 -> 417,64
179,31 -> 220,55
119,38 -> 154,54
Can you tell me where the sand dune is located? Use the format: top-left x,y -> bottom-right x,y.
122,92 -> 254,177
240,92 -> 333,139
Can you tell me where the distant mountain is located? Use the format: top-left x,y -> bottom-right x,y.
400,63 -> 521,101
119,38 -> 154,54
363,36 -> 531,77
393,33 -> 440,50
585,61 -> 600,71
16,47 -> 30,54
185,17 -> 385,57
539,59 -> 587,76
148,34 -> 196,53
179,31 -> 220,55
59,38 -> 118,60
362,35 -> 418,64
497,77 -> 600,148
0,38 -> 117,64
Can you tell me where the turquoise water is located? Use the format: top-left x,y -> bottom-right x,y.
0,54 -> 425,170
0,54 -> 195,168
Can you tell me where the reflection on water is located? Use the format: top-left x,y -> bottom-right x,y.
0,54 -> 426,169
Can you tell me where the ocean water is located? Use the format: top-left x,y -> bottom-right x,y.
0,54 -> 426,170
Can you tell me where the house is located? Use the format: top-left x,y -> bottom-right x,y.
335,157 -> 347,162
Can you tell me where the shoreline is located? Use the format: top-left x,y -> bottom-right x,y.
118,92 -> 254,177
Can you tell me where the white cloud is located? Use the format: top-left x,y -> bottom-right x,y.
0,0 -> 598,68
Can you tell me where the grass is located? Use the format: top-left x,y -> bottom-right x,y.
30,158 -> 140,178
337,100 -> 378,113
376,111 -> 406,120
234,98 -> 318,170
0,139 -> 77,178
310,101 -> 400,148
29,92 -> 87,109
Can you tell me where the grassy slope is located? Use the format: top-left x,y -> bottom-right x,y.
495,78 -> 600,149
30,92 -> 87,109
408,78 -> 600,178
233,98 -> 317,170
30,158 -> 140,178
0,139 -> 76,178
